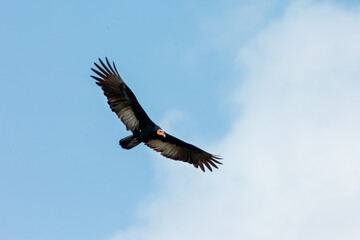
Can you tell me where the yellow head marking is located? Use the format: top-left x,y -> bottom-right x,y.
157,129 -> 166,138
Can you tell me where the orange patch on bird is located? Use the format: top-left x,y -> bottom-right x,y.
157,129 -> 166,138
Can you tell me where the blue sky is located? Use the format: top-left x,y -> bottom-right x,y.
2,1 -> 360,240
0,1 -> 241,239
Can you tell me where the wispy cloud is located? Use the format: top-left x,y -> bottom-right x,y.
110,2 -> 360,239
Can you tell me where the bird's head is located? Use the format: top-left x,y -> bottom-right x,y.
156,128 -> 166,138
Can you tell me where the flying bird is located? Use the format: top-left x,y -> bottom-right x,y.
91,58 -> 221,172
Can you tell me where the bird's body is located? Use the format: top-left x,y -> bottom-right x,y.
91,58 -> 221,172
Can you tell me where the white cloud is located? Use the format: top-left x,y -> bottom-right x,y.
110,2 -> 360,240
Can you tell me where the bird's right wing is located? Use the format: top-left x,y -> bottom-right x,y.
145,133 -> 222,172
91,58 -> 152,132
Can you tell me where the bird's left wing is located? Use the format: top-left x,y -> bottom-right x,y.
91,58 -> 153,132
145,134 -> 222,172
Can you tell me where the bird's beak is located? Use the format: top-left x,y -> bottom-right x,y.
161,132 -> 166,138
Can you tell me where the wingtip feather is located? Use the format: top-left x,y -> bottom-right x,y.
203,161 -> 213,172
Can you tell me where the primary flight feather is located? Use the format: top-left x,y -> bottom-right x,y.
91,58 -> 221,172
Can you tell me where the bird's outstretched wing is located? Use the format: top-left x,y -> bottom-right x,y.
91,58 -> 153,132
145,133 -> 222,172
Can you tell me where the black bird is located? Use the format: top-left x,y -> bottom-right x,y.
91,58 -> 221,172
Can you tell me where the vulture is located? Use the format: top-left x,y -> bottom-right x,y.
91,58 -> 221,172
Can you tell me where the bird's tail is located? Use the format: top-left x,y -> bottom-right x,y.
119,135 -> 140,149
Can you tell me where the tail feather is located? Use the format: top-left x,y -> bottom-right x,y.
120,135 -> 140,149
